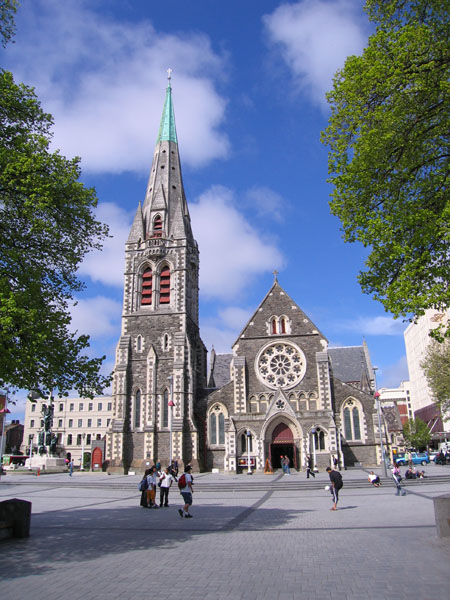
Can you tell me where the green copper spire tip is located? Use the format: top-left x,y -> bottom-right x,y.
156,69 -> 178,144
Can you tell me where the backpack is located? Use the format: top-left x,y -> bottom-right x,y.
138,477 -> 149,492
178,473 -> 186,489
334,472 -> 343,489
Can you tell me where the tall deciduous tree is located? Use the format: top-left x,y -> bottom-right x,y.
421,340 -> 450,417
321,0 -> 450,337
0,6 -> 111,398
402,417 -> 431,450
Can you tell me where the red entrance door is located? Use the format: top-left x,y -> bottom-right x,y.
271,423 -> 297,469
92,447 -> 102,470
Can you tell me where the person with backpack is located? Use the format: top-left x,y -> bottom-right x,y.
147,466 -> 158,508
178,464 -> 194,519
159,466 -> 174,507
139,469 -> 151,508
326,466 -> 343,511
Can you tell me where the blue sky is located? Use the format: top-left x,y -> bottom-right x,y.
4,0 -> 410,421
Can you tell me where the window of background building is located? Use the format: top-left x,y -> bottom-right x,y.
98,402 -> 103,411
40,420 -> 44,427
87,418 -> 92,427
86,434 -> 91,445
96,434 -> 101,440
30,419 -> 34,428
59,403 -> 63,411
67,434 -> 72,445
88,403 -> 93,411
97,418 -> 102,427
107,418 -> 111,427
77,434 -> 82,445
68,419 -> 73,427
31,404 -> 36,412
69,403 -> 74,411
78,419 -> 82,427
107,402 -> 112,411
79,403 -> 84,411
58,419 -> 62,427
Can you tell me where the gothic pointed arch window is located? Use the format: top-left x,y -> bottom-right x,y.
241,431 -> 253,453
159,265 -> 171,304
342,398 -> 363,441
280,317 -> 286,334
134,390 -> 141,429
271,317 -> 277,334
153,214 -> 163,238
162,389 -> 169,428
209,405 -> 226,446
141,268 -> 153,305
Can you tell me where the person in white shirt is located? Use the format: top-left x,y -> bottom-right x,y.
178,464 -> 194,519
158,467 -> 174,507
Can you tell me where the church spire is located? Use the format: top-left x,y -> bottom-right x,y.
156,68 -> 178,144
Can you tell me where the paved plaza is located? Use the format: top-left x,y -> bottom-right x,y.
1,467 -> 449,600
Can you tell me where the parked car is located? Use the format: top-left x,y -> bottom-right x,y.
395,452 -> 430,466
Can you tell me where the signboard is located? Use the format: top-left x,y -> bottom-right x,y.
237,457 -> 256,467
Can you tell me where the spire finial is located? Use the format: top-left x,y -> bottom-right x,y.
273,269 -> 278,282
167,67 -> 172,87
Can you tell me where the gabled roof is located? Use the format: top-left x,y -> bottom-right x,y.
328,345 -> 375,392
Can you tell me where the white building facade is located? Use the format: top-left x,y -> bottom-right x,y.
22,396 -> 113,466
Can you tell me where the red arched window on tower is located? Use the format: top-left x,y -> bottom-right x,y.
160,266 -> 171,304
271,318 -> 277,334
141,268 -> 153,305
153,215 -> 163,238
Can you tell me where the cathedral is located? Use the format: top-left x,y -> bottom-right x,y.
106,79 -> 380,473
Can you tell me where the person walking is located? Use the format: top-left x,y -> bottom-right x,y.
178,464 -> 194,519
280,455 -> 286,473
326,466 -> 343,510
284,455 -> 291,475
306,454 -> 315,478
68,458 -> 74,477
392,465 -> 406,496
159,466 -> 174,507
140,469 -> 150,508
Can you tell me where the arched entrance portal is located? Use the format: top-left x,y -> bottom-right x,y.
270,423 -> 297,470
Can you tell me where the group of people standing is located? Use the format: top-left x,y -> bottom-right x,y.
279,455 -> 291,474
139,461 -> 195,518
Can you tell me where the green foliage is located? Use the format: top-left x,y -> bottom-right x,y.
0,69 -> 111,398
0,0 -> 17,48
421,339 -> 450,417
402,417 -> 431,450
321,0 -> 450,336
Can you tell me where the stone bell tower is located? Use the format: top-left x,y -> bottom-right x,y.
107,73 -> 207,473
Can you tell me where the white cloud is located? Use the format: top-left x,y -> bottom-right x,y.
6,0 -> 229,173
244,186 -> 286,222
378,355 -> 410,388
70,296 -> 122,338
190,186 -> 285,301
334,316 -> 408,337
219,306 -> 253,330
79,202 -> 132,287
263,0 -> 369,107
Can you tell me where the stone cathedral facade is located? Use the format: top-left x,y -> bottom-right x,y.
107,81 -> 207,473
106,81 -> 380,473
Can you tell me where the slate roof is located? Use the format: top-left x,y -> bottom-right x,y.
328,345 -> 375,391
208,353 -> 233,389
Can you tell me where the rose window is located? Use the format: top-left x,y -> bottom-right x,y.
256,342 -> 306,390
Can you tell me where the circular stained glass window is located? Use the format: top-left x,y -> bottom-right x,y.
255,342 -> 306,390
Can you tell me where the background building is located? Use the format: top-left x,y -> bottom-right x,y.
404,309 -> 450,445
22,396 -> 113,467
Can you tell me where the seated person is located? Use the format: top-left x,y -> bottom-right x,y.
368,471 -> 381,486
417,470 -> 426,478
405,467 -> 416,479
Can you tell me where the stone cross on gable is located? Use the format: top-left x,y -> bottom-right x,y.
273,270 -> 278,282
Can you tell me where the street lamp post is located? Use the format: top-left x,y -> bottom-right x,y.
246,429 -> 252,475
28,434 -> 34,469
310,427 -> 317,472
168,376 -> 175,466
374,391 -> 388,478
81,433 -> 86,471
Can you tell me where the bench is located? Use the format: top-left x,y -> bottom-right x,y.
0,499 -> 32,540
